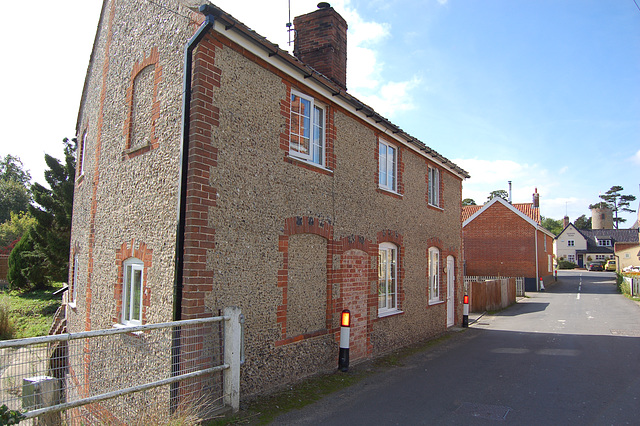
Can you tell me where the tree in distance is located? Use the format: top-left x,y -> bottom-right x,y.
8,138 -> 75,290
487,190 -> 508,202
0,155 -> 32,224
541,217 -> 564,236
462,198 -> 476,206
589,186 -> 636,229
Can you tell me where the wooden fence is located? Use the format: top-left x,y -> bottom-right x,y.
468,278 -> 516,313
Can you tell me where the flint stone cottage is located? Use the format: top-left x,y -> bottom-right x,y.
68,0 -> 469,407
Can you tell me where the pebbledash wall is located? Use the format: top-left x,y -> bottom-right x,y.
69,0 -> 469,398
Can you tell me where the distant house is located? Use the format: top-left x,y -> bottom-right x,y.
555,226 -> 639,268
462,190 -> 555,291
615,242 -> 640,271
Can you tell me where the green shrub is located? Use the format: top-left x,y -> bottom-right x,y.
7,228 -> 48,291
0,404 -> 24,425
0,300 -> 14,340
617,273 -> 630,294
557,260 -> 577,270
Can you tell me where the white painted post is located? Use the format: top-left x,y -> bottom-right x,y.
223,307 -> 242,413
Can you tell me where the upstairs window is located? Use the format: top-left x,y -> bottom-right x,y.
378,243 -> 398,315
567,240 -> 575,247
78,131 -> 87,177
428,167 -> 440,207
379,140 -> 397,192
596,239 -> 611,247
122,258 -> 144,326
290,91 -> 325,166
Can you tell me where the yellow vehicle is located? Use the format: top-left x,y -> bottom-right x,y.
605,259 -> 616,271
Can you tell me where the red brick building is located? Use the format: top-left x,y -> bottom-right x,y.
462,193 -> 555,291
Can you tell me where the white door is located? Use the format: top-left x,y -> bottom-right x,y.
447,256 -> 455,327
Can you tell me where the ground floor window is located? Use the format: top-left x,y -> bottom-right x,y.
122,258 -> 144,326
568,254 -> 575,263
378,243 -> 398,315
429,247 -> 440,304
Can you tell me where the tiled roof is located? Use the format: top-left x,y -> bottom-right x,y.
581,229 -> 639,253
461,205 -> 482,222
462,202 -> 540,224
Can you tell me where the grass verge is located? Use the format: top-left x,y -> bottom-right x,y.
0,282 -> 63,339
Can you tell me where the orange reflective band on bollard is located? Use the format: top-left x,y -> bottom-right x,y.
463,295 -> 469,305
341,310 -> 351,327
462,294 -> 469,328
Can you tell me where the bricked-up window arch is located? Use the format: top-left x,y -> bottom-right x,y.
276,216 -> 333,346
123,48 -> 162,159
428,247 -> 441,304
114,241 -> 152,326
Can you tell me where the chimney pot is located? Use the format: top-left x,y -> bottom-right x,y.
318,2 -> 331,8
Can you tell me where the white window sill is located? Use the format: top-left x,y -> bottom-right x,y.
378,187 -> 402,197
68,302 -> 77,310
113,323 -> 144,335
429,300 -> 444,306
286,154 -> 333,174
428,203 -> 443,211
378,309 -> 403,318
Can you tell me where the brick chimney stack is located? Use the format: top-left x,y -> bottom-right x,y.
533,188 -> 540,208
293,2 -> 348,90
563,216 -> 570,229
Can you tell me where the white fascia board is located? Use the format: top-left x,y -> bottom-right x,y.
210,21 -> 465,180
463,197 -> 539,229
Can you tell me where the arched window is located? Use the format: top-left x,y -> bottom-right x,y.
378,242 -> 398,315
122,257 -> 144,326
429,247 -> 441,304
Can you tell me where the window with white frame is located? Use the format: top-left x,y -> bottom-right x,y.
548,255 -> 552,272
596,239 -> 611,247
78,131 -> 87,177
429,247 -> 441,303
290,90 -> 325,166
71,254 -> 79,306
544,236 -> 547,252
428,167 -> 440,207
595,255 -> 606,261
378,140 -> 397,192
378,243 -> 398,315
122,258 -> 144,326
567,240 -> 575,247
568,254 -> 575,263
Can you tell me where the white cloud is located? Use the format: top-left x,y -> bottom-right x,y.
632,149 -> 640,165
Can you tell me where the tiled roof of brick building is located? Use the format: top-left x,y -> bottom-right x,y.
462,201 -> 540,224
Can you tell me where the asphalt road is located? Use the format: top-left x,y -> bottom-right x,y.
271,270 -> 640,425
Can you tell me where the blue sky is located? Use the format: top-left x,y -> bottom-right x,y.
1,0 -> 638,226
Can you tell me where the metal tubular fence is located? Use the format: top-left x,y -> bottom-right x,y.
0,307 -> 242,425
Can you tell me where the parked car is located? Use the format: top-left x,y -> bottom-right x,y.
605,260 -> 616,271
587,262 -> 604,271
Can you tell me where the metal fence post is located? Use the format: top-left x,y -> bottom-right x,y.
223,307 -> 242,412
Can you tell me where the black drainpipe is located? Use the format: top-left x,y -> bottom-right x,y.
171,5 -> 216,412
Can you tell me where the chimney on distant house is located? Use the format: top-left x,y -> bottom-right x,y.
533,188 -> 540,208
563,216 -> 570,229
293,2 -> 348,90
508,181 -> 512,203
